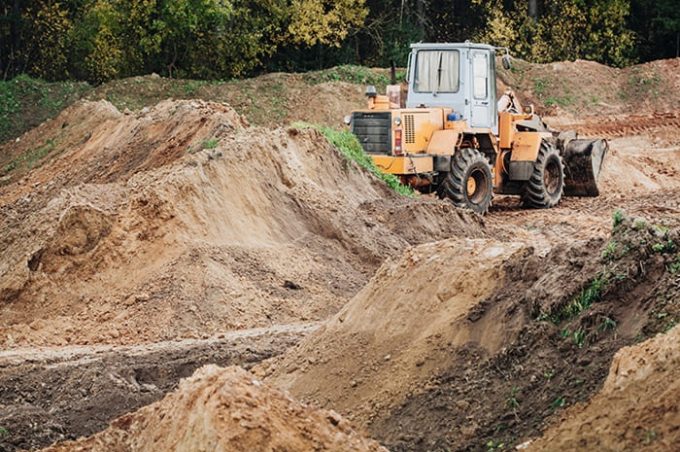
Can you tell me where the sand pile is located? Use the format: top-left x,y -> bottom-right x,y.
0,99 -> 481,347
531,325 -> 680,451
262,215 -> 680,450
42,365 -> 386,452
262,238 -> 531,422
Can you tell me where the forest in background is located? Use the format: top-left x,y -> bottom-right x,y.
0,0 -> 678,83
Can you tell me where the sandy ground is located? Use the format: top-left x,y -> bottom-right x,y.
1,57 -> 679,451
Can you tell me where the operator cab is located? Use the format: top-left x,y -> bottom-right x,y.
406,43 -> 498,133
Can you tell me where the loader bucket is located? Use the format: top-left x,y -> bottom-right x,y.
561,138 -> 609,197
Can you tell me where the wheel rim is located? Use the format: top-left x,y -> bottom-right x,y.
466,168 -> 489,205
544,157 -> 561,196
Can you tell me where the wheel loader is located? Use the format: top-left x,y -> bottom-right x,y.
346,42 -> 608,213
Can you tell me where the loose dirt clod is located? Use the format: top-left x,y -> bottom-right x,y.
42,365 -> 386,452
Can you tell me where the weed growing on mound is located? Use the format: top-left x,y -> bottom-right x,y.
303,65 -> 403,91
293,122 -> 413,196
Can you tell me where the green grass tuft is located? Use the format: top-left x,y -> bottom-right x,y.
293,122 -> 413,196
202,138 -> 219,150
612,209 -> 625,228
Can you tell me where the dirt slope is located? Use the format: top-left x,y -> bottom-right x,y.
0,99 -> 481,348
0,324 -> 313,451
498,57 -> 680,117
263,215 -> 680,450
531,325 -> 680,451
42,365 -> 386,452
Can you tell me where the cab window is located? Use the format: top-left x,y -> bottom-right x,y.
414,50 -> 460,93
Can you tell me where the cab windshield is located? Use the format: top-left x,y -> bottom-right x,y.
413,50 -> 460,93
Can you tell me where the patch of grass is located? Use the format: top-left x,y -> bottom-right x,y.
545,95 -> 574,107
1,138 -> 56,175
485,439 -> 505,451
667,257 -> 680,274
0,426 -> 7,437
292,122 -> 414,196
599,316 -> 617,332
533,78 -> 548,97
612,209 -> 625,228
202,138 -> 219,150
573,328 -> 587,348
550,396 -> 566,411
651,240 -> 675,254
632,218 -> 647,230
601,241 -> 618,261
506,387 -> 520,411
0,75 -> 91,144
549,277 -> 606,324
304,65 -> 392,90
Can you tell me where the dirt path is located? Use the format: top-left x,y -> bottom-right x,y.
0,323 -> 318,451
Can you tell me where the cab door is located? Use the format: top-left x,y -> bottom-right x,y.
469,50 -> 493,129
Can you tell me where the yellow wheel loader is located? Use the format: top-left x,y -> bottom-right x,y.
346,43 -> 608,214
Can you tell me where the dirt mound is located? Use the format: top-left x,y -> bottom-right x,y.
262,215 -> 680,450
0,325 -> 308,451
531,325 -> 680,451
498,57 -> 680,117
0,99 -> 482,348
41,365 -> 385,452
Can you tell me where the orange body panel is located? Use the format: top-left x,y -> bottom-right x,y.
427,130 -> 460,155
510,132 -> 542,161
372,154 -> 434,174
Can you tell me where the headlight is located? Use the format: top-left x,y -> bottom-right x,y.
343,115 -> 352,125
394,117 -> 401,126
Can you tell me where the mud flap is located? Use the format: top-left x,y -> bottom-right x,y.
561,138 -> 609,197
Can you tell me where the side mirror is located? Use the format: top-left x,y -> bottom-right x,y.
502,54 -> 512,70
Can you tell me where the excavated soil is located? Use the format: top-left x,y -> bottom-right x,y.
42,365 -> 386,452
2,59 -> 680,452
531,324 -> 680,451
262,216 -> 680,450
0,324 -> 313,451
0,99 -> 481,348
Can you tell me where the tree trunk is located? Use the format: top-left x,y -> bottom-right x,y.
529,0 -> 538,19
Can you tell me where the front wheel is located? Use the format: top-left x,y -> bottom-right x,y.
521,140 -> 564,208
437,148 -> 493,214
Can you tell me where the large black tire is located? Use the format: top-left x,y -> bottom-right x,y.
437,148 -> 493,214
521,140 -> 565,208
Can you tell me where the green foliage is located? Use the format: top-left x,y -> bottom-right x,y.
652,240 -> 675,254
667,257 -> 680,274
599,316 -> 618,332
304,65 -> 391,88
550,396 -> 566,410
293,122 -> 413,196
612,209 -> 625,227
601,241 -> 618,261
0,426 -> 7,437
486,439 -> 505,451
506,386 -> 520,410
543,276 -> 606,324
572,328 -> 587,348
202,138 -> 219,150
288,0 -> 367,47
0,75 -> 89,144
474,0 -> 636,67
1,139 -> 56,175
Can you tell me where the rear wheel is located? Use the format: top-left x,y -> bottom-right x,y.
521,140 -> 564,208
437,148 -> 493,214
